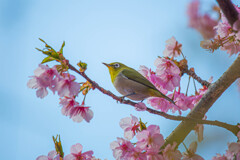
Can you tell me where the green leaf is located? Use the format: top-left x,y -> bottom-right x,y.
59,41 -> 65,54
41,56 -> 55,64
39,38 -> 47,44
35,48 -> 42,52
51,51 -> 59,59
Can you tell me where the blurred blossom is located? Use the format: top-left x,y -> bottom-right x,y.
64,143 -> 93,160
213,5 -> 240,55
27,64 -> 59,98
162,142 -> 182,160
36,150 -> 60,160
110,138 -> 135,160
187,0 -> 218,39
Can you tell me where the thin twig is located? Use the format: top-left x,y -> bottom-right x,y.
182,68 -> 211,87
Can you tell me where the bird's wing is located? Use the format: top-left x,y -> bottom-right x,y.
122,69 -> 157,91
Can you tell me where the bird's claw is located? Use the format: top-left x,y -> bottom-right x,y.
117,96 -> 125,103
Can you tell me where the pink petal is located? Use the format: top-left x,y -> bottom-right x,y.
36,88 -> 48,99
63,154 -> 75,160
36,155 -> 49,160
27,78 -> 38,89
82,108 -> 94,123
124,128 -> 135,140
70,143 -> 83,155
119,117 -> 131,130
72,114 -> 84,123
135,102 -> 147,111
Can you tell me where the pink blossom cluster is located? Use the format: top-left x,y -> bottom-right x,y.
187,0 -> 218,39
139,57 -> 207,114
111,115 -> 183,160
27,64 -> 80,98
36,143 -> 94,160
28,64 -> 93,123
214,5 -> 240,56
60,97 -> 93,123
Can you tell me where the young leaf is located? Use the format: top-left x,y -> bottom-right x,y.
41,56 -> 55,64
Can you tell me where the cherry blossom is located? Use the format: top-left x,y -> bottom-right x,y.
138,65 -> 152,80
155,58 -> 180,75
171,91 -> 195,111
212,151 -> 234,160
54,73 -> 80,97
163,36 -> 182,58
60,96 -> 79,116
69,105 -> 93,123
27,64 -> 59,98
136,125 -> 164,150
110,138 -> 135,160
162,142 -> 182,160
64,143 -> 93,160
146,147 -> 164,160
158,72 -> 180,91
182,141 -> 204,160
147,97 -> 179,113
36,150 -> 60,160
213,5 -> 240,56
119,115 -> 140,140
59,97 -> 93,123
228,142 -> 240,157
187,0 -> 218,39
126,147 -> 147,160
135,102 -> 147,111
155,58 -> 181,91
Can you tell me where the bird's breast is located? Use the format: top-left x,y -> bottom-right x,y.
113,72 -> 151,101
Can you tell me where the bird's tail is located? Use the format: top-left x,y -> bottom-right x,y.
162,94 -> 175,105
152,90 -> 175,105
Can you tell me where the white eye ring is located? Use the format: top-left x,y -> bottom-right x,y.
114,63 -> 120,68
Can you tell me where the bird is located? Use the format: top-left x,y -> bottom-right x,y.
103,62 -> 175,104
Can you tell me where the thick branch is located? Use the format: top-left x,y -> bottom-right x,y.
216,0 -> 239,26
164,55 -> 240,148
68,63 -> 239,135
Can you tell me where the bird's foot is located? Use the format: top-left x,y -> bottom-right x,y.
117,96 -> 126,103
117,92 -> 136,103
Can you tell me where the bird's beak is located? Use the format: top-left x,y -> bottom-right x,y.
102,62 -> 111,68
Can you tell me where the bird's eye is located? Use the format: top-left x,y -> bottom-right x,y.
114,63 -> 120,68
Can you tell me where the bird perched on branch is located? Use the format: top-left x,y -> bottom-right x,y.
103,62 -> 175,104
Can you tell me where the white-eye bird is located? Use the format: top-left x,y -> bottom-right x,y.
103,62 -> 175,104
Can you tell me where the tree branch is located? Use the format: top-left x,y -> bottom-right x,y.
216,0 -> 239,27
68,63 -> 239,136
163,55 -> 240,148
182,67 -> 211,87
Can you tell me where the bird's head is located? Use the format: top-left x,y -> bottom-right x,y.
103,62 -> 127,82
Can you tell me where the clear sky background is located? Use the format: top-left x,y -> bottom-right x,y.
0,0 -> 240,159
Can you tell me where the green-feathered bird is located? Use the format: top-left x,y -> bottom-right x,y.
103,62 -> 175,104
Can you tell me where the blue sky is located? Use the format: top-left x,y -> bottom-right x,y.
0,0 -> 240,159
